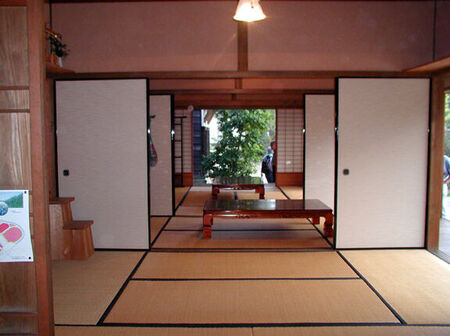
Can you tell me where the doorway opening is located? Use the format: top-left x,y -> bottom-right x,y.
193,109 -> 276,186
440,91 -> 450,257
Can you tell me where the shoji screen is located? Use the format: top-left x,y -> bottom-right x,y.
277,109 -> 304,183
56,79 -> 149,249
150,95 -> 173,216
336,78 -> 429,248
304,95 -> 335,210
174,109 -> 192,175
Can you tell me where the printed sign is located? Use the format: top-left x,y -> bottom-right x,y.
0,190 -> 33,262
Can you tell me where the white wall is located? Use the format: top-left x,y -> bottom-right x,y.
304,95 -> 335,210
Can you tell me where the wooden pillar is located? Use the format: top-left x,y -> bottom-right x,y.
235,21 -> 248,92
427,70 -> 450,251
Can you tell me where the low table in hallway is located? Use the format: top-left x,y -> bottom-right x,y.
203,199 -> 334,239
211,176 -> 265,199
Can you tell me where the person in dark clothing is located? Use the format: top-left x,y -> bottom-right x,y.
261,141 -> 276,183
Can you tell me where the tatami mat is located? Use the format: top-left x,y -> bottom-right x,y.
237,191 -> 287,200
165,216 -> 313,231
104,279 -> 398,324
174,187 -> 189,208
253,326 -> 450,336
134,252 -> 356,279
175,206 -> 203,216
182,190 -> 234,206
279,186 -> 303,199
52,251 -> 144,325
152,230 -> 330,249
341,250 -> 450,324
56,326 -> 251,336
150,217 -> 169,242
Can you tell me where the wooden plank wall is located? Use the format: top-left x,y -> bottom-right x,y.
0,0 -> 53,334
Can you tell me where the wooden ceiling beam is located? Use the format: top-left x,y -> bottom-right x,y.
49,70 -> 431,80
174,99 -> 303,109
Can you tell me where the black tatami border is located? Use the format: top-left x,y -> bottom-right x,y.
93,187 -> 424,328
336,250 -> 407,325
174,186 -> 191,211
96,251 -> 149,325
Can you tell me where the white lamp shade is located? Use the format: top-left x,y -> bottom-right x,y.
233,0 -> 266,22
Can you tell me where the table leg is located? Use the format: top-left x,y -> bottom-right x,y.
312,216 -> 320,225
203,214 -> 213,239
258,186 -> 265,199
212,186 -> 219,200
324,213 -> 334,238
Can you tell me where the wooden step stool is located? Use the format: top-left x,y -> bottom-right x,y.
49,198 -> 94,260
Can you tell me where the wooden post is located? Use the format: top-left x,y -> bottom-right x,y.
28,0 -> 55,334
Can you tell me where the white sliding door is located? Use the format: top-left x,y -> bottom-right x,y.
56,79 -> 149,249
336,78 -> 429,248
304,94 -> 335,211
150,95 -> 173,216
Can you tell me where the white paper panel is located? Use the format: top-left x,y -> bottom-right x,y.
56,79 -> 149,249
150,95 -> 173,216
336,78 -> 429,248
304,95 -> 335,210
277,109 -> 303,173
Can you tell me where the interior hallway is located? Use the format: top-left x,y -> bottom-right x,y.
53,187 -> 450,335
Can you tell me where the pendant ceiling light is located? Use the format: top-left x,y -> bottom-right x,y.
233,0 -> 266,22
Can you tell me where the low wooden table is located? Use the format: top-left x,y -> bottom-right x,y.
203,199 -> 333,239
211,176 -> 265,199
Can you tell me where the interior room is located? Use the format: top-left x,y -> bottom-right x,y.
1,0 -> 450,335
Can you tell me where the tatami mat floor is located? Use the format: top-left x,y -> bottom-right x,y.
54,186 -> 450,335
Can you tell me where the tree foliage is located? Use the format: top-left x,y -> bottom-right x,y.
203,109 -> 275,177
445,93 -> 450,156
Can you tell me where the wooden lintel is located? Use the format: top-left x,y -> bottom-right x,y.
174,100 -> 303,109
150,88 -> 334,95
49,70 -> 432,80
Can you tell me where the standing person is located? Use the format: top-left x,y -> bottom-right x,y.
443,155 -> 450,220
261,140 -> 276,183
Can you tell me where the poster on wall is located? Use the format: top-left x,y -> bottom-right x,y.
0,190 -> 33,262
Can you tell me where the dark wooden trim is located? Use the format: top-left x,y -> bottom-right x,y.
28,0 -> 55,334
49,70 -> 432,80
276,173 -> 303,186
405,55 -> 450,73
183,173 -> 193,186
150,89 -> 334,95
0,0 -> 27,5
175,100 -> 303,109
427,73 -> 447,250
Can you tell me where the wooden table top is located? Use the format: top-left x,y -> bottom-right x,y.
211,176 -> 264,187
204,199 -> 332,212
